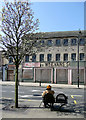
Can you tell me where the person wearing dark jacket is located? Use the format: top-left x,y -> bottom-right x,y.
42,85 -> 55,107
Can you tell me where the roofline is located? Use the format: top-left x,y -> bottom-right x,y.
25,30 -> 86,39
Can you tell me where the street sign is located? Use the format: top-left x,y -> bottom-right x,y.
23,62 -> 40,68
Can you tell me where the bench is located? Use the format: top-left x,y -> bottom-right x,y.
39,93 -> 68,110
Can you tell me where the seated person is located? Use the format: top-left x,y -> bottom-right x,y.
42,85 -> 55,107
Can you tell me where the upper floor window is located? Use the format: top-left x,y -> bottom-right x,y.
40,54 -> 44,62
40,40 -> 45,46
71,39 -> 77,45
9,56 -> 13,63
56,40 -> 61,46
63,39 -> 68,46
79,38 -> 85,45
47,40 -> 52,46
25,55 -> 29,62
71,53 -> 76,61
80,53 -> 84,61
47,54 -> 52,61
64,54 -> 68,61
32,54 -> 36,62
56,54 -> 60,61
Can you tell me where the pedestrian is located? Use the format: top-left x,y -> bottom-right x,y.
42,85 -> 55,97
42,85 -> 55,107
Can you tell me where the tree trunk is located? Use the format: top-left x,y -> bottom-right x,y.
15,64 -> 18,108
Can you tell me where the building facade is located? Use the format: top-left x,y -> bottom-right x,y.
1,30 -> 86,85
0,50 -> 2,79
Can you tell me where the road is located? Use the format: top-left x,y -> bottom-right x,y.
2,85 -> 84,101
1,85 -> 86,118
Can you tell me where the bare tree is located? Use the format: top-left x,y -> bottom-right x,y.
0,0 -> 42,108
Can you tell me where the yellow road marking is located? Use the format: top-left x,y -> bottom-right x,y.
71,95 -> 77,104
74,100 -> 77,104
28,99 -> 31,101
71,95 -> 74,98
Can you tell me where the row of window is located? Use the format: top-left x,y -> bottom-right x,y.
24,53 -> 85,63
40,38 -> 85,46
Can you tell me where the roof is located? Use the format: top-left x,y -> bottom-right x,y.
26,30 -> 86,39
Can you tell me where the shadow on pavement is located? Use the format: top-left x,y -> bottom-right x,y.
1,98 -> 85,116
0,98 -> 14,106
50,105 -> 75,112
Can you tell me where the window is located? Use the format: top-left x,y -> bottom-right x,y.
64,54 -> 68,61
40,40 -> 45,46
56,40 -> 61,46
9,56 -> 13,63
79,38 -> 85,45
56,54 -> 60,61
71,39 -> 77,45
63,39 -> 68,46
71,53 -> 76,61
25,55 -> 29,62
80,53 -> 84,60
47,40 -> 52,46
47,54 -> 52,61
40,54 -> 44,62
32,54 -> 36,62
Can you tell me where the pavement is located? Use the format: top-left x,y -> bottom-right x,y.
1,97 -> 86,119
0,80 -> 85,89
0,80 -> 86,119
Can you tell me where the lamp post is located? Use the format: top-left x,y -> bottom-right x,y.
77,30 -> 81,88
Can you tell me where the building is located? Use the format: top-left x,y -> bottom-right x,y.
0,50 -> 2,79
1,30 -> 86,85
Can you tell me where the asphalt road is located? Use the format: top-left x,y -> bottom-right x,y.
1,85 -> 86,118
2,85 -> 84,101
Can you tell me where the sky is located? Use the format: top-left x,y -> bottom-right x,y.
31,2 -> 84,32
0,1 -> 84,33
0,1 -> 85,51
